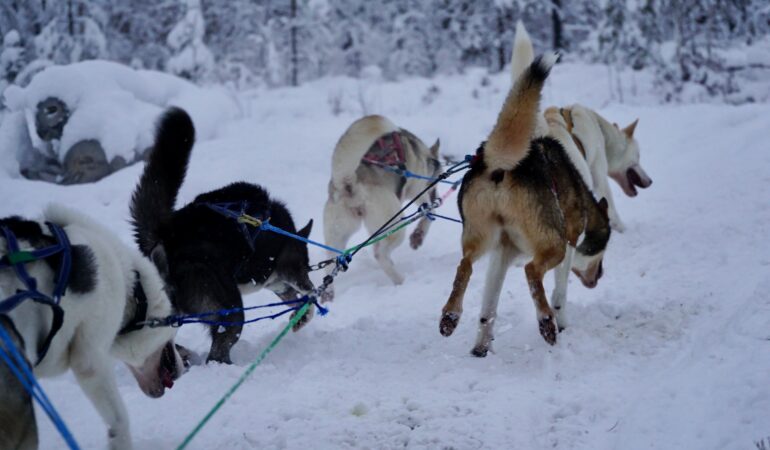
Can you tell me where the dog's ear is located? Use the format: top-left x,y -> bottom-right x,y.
623,119 -> 639,137
430,139 -> 440,157
297,219 -> 313,239
150,244 -> 170,278
598,197 -> 609,218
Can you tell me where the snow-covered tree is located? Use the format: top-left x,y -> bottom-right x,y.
105,0 -> 180,70
386,1 -> 435,79
1,30 -> 26,85
33,0 -> 108,64
166,0 -> 215,82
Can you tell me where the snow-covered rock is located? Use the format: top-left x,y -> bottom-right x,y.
0,60 -> 241,183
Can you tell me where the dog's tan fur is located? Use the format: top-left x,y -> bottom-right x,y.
439,55 -> 611,353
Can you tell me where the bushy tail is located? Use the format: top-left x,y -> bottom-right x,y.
331,115 -> 398,189
511,20 -> 535,84
130,107 -> 195,256
485,53 -> 557,170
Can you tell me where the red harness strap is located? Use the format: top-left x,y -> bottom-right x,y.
363,132 -> 406,167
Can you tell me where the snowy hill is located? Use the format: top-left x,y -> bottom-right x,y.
1,62 -> 769,449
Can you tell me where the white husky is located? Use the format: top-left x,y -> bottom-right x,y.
323,115 -> 440,301
0,204 -> 184,450
511,21 -> 653,232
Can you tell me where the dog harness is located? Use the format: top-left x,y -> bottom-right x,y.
118,272 -> 149,335
0,223 -> 71,365
205,202 -> 278,284
558,108 -> 587,159
363,132 -> 406,168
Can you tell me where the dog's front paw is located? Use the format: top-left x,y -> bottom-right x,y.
108,428 -> 132,450
538,315 -> 558,345
440,312 -> 460,337
409,228 -> 425,249
470,345 -> 489,358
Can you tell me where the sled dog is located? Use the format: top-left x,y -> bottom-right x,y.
322,115 -> 441,301
511,21 -> 653,232
131,108 -> 315,365
0,205 -> 184,450
439,54 -> 611,354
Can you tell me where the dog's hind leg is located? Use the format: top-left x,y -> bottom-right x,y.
363,190 -> 406,285
550,245 -> 574,331
471,246 -> 513,357
321,198 -> 362,302
440,224 -> 490,337
409,187 -> 438,250
524,245 -> 565,345
0,320 -> 38,450
70,347 -> 132,450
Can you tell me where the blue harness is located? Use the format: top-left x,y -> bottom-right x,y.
0,223 -> 72,365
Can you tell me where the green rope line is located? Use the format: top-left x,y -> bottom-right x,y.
341,215 -> 422,256
177,301 -> 311,450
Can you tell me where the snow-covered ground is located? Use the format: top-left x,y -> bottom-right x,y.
1,62 -> 769,449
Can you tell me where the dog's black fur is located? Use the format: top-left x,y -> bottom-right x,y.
131,108 -> 314,364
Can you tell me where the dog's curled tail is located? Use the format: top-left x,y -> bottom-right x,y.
130,107 -> 195,256
485,53 -> 557,170
331,115 -> 399,189
511,20 -> 535,84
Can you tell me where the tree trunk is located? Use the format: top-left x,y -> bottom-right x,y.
496,10 -> 505,72
68,0 -> 75,36
290,0 -> 298,87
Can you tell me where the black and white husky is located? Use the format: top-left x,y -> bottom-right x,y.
322,115 -> 440,300
130,108 -> 315,364
0,205 -> 184,450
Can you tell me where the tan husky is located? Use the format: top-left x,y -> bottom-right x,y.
512,21 -> 653,232
438,54 -> 611,355
323,116 -> 440,301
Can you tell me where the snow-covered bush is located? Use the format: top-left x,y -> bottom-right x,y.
166,0 -> 214,83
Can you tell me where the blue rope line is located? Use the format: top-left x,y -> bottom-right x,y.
166,298 -> 307,321
205,202 -> 348,255
170,304 -> 300,327
260,223 -> 346,255
0,325 -> 80,449
367,161 -> 458,185
145,296 -> 328,328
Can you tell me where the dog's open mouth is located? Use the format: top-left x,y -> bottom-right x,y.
159,342 -> 178,389
613,166 -> 652,197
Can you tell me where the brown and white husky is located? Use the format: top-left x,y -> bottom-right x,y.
438,54 -> 611,355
